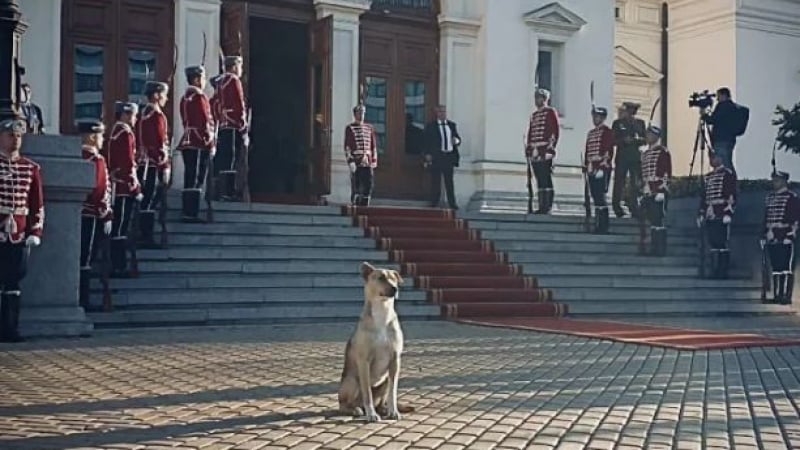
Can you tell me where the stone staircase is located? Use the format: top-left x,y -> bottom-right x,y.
88,203 -> 440,328
463,211 -> 795,317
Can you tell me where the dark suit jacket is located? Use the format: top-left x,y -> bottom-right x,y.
424,120 -> 461,167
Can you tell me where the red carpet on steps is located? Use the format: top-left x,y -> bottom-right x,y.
342,205 -> 567,318
456,317 -> 800,350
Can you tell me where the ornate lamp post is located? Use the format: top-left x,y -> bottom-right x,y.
0,0 -> 28,121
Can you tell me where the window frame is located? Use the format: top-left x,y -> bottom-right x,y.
537,42 -> 564,115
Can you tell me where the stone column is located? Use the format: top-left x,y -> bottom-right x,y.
438,0 -> 483,209
0,0 -> 27,121
314,0 -> 370,205
19,135 -> 94,337
172,0 -> 222,192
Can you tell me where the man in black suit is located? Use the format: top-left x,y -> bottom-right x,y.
424,105 -> 461,210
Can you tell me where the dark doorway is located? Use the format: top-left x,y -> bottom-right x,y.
248,17 -> 309,198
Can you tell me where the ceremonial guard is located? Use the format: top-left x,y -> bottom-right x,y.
640,125 -> 672,256
178,65 -> 214,222
79,120 -> 113,308
697,151 -> 737,278
0,118 -> 44,343
213,56 -> 248,201
612,102 -> 647,218
107,102 -> 141,277
762,171 -> 800,304
584,107 -> 615,233
344,104 -> 378,206
136,81 -> 171,248
525,88 -> 560,214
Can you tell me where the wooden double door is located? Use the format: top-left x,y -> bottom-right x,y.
360,18 -> 439,200
60,0 -> 175,133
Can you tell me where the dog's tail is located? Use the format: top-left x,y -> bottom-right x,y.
398,404 -> 415,413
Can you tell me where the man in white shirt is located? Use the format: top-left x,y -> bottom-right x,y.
424,105 -> 461,209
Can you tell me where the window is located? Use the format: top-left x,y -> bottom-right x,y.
372,0 -> 432,11
536,44 -> 562,112
127,50 -> 157,104
364,76 -> 388,155
74,45 -> 104,125
615,7 -> 620,20
404,80 -> 426,155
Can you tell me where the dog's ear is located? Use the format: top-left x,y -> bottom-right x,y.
360,262 -> 376,280
391,270 -> 404,285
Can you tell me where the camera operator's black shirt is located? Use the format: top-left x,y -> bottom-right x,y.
706,99 -> 738,143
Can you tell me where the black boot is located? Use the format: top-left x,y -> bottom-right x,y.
659,230 -> 668,257
707,252 -> 718,279
79,268 -> 91,309
181,190 -> 201,223
773,274 -> 782,304
0,292 -> 23,343
718,252 -> 730,279
221,171 -> 237,201
784,274 -> 795,305
613,205 -> 627,218
110,240 -> 128,278
598,208 -> 610,234
138,212 -> 158,249
545,190 -> 555,214
534,190 -> 546,214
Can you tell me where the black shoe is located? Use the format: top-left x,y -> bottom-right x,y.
110,270 -> 131,279
613,207 -> 626,218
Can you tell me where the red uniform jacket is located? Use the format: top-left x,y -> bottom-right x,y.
584,124 -> 614,173
82,146 -> 113,221
0,153 -> 44,243
699,166 -> 736,220
178,86 -> 214,151
764,189 -> 800,242
641,145 -> 671,195
216,73 -> 246,130
526,106 -> 560,162
136,104 -> 170,170
107,122 -> 140,197
344,122 -> 378,168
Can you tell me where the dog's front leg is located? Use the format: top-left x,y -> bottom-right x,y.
357,359 -> 380,422
385,353 -> 402,420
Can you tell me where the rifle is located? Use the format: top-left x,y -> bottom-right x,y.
127,198 -> 141,278
761,239 -> 771,302
237,107 -> 252,203
525,133 -> 534,214
202,31 -> 215,222
584,81 -> 595,232
99,231 -> 113,312
158,44 -> 179,248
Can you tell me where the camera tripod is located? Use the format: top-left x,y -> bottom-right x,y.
689,114 -> 713,278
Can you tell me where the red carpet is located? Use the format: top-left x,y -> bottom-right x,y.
344,206 -> 568,318
456,317 -> 800,350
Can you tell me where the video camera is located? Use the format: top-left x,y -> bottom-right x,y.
688,90 -> 715,109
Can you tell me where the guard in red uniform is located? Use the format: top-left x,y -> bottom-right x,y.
107,101 -> 141,277
0,118 -> 44,343
213,56 -> 247,201
79,120 -> 113,309
763,171 -> 800,304
584,107 -> 614,233
344,104 -> 378,206
640,125 -> 672,256
136,81 -> 171,248
526,88 -> 560,214
178,65 -> 214,222
698,151 -> 737,278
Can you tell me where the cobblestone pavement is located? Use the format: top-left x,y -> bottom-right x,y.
2,319 -> 800,450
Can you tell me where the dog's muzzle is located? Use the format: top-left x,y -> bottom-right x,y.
383,286 -> 398,298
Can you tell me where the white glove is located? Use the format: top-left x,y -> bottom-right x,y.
784,238 -> 793,245
135,193 -> 144,202
453,137 -> 461,146
348,162 -> 356,173
594,170 -> 604,180
243,134 -> 250,148
722,215 -> 732,225
544,153 -> 554,161
162,169 -> 171,186
655,193 -> 665,202
103,221 -> 112,236
25,235 -> 41,247
767,230 -> 775,241
696,216 -> 704,228
760,239 -> 767,248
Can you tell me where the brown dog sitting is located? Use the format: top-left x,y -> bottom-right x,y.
338,262 -> 413,421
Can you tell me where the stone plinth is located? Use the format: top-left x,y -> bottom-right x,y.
19,134 -> 93,337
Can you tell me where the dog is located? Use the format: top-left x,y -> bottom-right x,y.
338,262 -> 413,422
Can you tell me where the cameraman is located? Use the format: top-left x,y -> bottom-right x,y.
702,87 -> 739,173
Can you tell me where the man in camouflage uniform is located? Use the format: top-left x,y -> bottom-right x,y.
612,102 -> 646,218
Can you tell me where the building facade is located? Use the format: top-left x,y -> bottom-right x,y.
22,0 -> 798,210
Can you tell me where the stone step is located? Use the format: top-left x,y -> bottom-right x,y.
100,287 -> 428,307
482,230 -> 695,246
171,211 -> 353,226
461,212 -> 640,227
507,252 -> 698,266
521,263 -> 701,277
97,274 -> 374,290
498,241 -> 696,256
567,300 -> 793,316
137,247 -> 387,262
554,287 -> 761,301
169,222 -> 361,237
167,234 -> 371,247
468,220 -> 642,235
166,200 -> 340,216
538,275 -> 758,289
88,303 -> 439,328
138,260 -> 400,275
